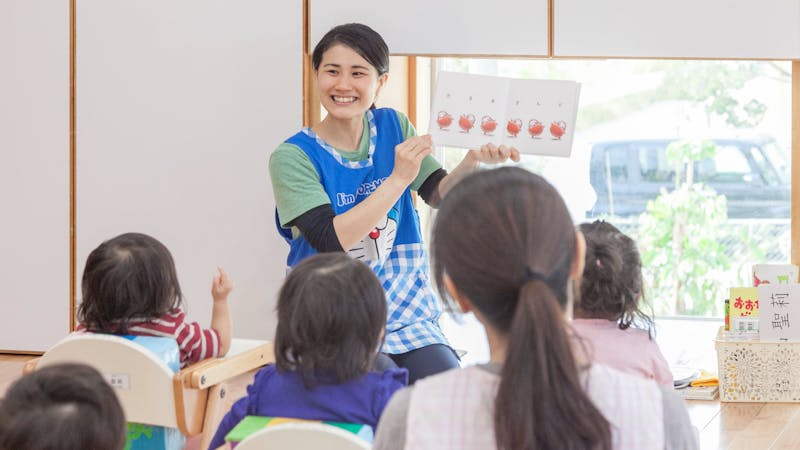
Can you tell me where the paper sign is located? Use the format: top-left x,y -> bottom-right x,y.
753,264 -> 798,286
758,284 -> 800,341
429,71 -> 581,157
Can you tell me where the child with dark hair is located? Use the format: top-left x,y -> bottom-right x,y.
77,232 -> 233,368
0,363 -> 126,450
374,167 -> 697,450
573,220 -> 673,387
208,252 -> 408,450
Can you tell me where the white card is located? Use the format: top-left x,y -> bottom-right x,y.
758,284 -> 800,341
429,72 -> 581,157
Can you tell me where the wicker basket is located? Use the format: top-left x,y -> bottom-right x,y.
715,327 -> 800,402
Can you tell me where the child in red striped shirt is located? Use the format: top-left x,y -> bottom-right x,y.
77,232 -> 232,368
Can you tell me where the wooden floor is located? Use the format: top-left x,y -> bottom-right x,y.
0,354 -> 31,396
687,399 -> 800,449
2,353 -> 800,449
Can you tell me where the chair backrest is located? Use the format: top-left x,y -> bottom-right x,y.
37,333 -> 180,428
234,423 -> 372,450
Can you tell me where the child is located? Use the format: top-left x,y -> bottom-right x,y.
77,232 -> 233,368
208,253 -> 408,450
0,363 -> 126,450
374,167 -> 697,450
572,220 -> 673,387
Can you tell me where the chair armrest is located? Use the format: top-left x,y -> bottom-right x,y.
182,341 -> 274,390
171,341 -> 273,437
22,357 -> 41,374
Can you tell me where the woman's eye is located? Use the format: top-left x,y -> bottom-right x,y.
326,70 -> 338,75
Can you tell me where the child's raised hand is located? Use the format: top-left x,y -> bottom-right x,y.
470,143 -> 521,164
211,266 -> 233,302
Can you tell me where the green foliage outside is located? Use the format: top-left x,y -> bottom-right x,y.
637,140 -> 730,316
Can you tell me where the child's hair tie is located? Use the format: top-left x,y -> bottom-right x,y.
520,266 -> 550,286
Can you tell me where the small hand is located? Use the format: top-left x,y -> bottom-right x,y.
470,143 -> 521,164
211,266 -> 233,302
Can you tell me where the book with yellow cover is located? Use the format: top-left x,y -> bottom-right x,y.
729,287 -> 759,332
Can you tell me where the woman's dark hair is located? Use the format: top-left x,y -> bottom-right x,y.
78,232 -> 183,334
312,23 -> 389,110
577,220 -> 655,336
432,167 -> 612,450
0,363 -> 127,450
274,253 -> 387,388
312,23 -> 389,76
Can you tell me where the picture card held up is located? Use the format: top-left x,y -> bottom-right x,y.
429,71 -> 581,157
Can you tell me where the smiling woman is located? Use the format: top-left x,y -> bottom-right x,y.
268,23 -> 519,384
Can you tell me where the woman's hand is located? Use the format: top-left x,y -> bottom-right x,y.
468,143 -> 521,165
389,135 -> 434,187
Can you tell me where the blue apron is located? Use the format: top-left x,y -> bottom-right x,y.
276,108 -> 447,353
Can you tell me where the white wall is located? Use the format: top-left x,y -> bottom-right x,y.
0,1 -> 70,351
76,0 -> 301,341
309,0 -> 550,56
555,0 -> 800,58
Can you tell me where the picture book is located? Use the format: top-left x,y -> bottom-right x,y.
753,264 -> 798,286
729,287 -> 759,333
758,284 -> 800,341
676,385 -> 719,400
429,71 -> 581,157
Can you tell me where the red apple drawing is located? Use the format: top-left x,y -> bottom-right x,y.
480,115 -> 497,135
437,111 -> 452,129
459,114 -> 476,133
528,119 -> 543,138
506,118 -> 522,137
550,121 -> 566,140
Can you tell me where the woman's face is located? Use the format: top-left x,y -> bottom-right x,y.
316,44 -> 387,122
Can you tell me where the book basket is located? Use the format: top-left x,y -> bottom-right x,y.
715,327 -> 800,402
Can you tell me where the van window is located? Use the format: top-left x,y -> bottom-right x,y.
695,145 -> 752,183
635,143 -> 672,182
605,145 -> 629,182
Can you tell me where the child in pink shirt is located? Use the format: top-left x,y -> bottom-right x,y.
572,221 -> 673,387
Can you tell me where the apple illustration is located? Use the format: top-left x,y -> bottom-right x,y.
528,119 -> 543,138
480,116 -> 497,135
506,118 -> 522,137
550,121 -> 566,140
437,111 -> 453,129
459,114 -> 476,133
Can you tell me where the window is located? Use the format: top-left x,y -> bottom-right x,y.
416,58 -> 791,319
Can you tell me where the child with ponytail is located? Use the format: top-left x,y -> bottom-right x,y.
373,167 -> 697,450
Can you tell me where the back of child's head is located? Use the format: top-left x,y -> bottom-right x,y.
578,220 -> 654,334
274,253 -> 387,388
431,167 -> 612,450
0,363 -> 126,450
78,232 -> 183,334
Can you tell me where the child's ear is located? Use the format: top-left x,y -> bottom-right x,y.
443,274 -> 473,313
571,230 -> 586,278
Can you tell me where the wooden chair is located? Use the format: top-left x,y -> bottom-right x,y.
234,423 -> 372,450
23,334 -> 274,449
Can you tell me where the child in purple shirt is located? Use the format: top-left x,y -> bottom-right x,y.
208,253 -> 407,449
572,220 -> 673,387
